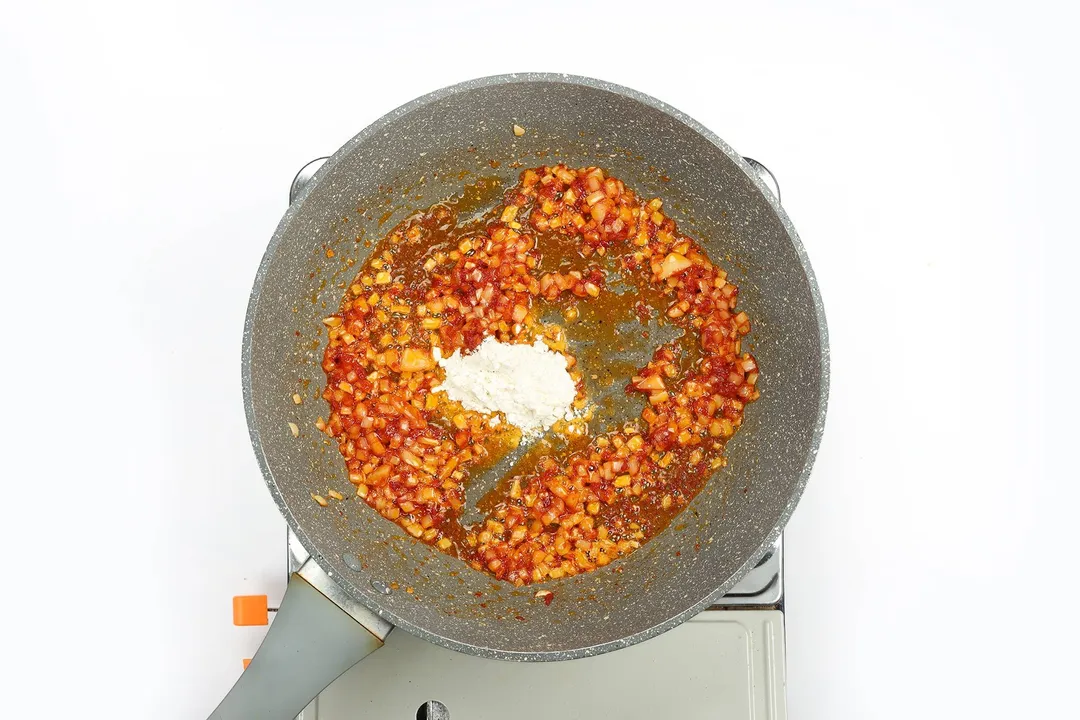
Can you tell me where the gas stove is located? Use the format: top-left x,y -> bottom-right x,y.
286,529 -> 785,720
255,158 -> 789,720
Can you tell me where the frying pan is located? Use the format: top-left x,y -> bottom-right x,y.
210,73 -> 829,719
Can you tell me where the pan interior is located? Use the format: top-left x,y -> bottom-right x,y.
244,75 -> 827,660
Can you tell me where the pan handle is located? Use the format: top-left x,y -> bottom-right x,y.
207,559 -> 393,720
741,157 -> 781,205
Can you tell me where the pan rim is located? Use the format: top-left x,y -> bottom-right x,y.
241,72 -> 830,661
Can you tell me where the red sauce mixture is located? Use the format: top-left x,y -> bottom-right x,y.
316,166 -> 760,586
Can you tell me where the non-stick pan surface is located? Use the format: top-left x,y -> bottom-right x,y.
243,73 -> 828,661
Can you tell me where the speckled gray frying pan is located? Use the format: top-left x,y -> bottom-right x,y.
209,74 -> 829,719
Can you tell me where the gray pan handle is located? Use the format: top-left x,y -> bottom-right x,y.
207,559 -> 393,720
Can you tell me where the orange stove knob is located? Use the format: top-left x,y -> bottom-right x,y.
232,595 -> 269,626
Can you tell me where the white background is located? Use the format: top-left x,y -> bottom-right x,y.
1,1 -> 1076,717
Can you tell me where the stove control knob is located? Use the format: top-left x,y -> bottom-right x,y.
232,595 -> 269,626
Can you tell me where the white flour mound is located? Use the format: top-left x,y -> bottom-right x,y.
433,337 -> 576,438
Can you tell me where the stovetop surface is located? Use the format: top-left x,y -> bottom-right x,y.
304,609 -> 786,720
